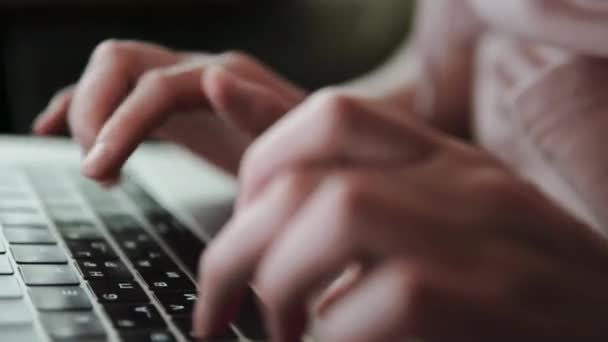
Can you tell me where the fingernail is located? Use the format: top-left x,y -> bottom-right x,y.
82,142 -> 110,179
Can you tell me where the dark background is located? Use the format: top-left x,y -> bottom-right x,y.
0,0 -> 414,133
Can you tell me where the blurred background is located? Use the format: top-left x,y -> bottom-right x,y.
0,0 -> 415,134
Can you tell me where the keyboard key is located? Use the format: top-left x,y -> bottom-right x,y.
120,330 -> 176,342
156,292 -> 197,317
147,216 -> 205,274
0,200 -> 38,212
174,317 -> 238,341
0,239 -> 5,254
12,245 -> 68,264
21,264 -> 80,286
100,214 -> 144,235
0,276 -> 22,298
47,207 -> 92,224
0,324 -> 42,342
76,259 -> 133,280
89,280 -> 148,303
0,255 -> 14,274
30,287 -> 93,311
0,212 -> 47,226
131,256 -> 175,271
0,299 -> 33,324
40,312 -> 106,341
3,227 -> 56,244
67,240 -> 117,259
104,304 -> 166,331
118,232 -> 157,256
139,270 -> 196,293
57,223 -> 104,241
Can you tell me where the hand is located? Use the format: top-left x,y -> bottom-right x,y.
34,40 -> 305,180
195,89 -> 608,341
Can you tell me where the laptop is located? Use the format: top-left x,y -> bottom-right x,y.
0,135 -> 266,341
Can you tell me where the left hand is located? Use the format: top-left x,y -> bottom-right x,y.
195,89 -> 608,341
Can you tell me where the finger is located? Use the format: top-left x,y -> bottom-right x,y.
33,86 -> 75,135
68,40 -> 179,151
194,171 -> 322,337
81,62 -> 205,180
82,60 -> 298,181
202,66 -> 295,136
215,52 -> 306,104
315,264 -> 366,316
253,179 -> 367,342
317,260 -> 418,342
239,91 -> 438,207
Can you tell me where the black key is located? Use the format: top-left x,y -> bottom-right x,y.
118,233 -> 157,258
104,304 -> 166,331
131,256 -> 175,271
29,287 -> 93,311
67,240 -> 117,259
120,330 -> 176,342
21,264 -> 80,286
12,245 -> 67,264
40,312 -> 106,341
234,289 -> 267,340
174,317 -> 239,342
3,227 -> 56,244
0,255 -> 14,274
89,280 -> 149,303
155,292 -> 197,317
139,270 -> 195,293
76,259 -> 133,280
126,247 -> 174,266
147,217 -> 205,274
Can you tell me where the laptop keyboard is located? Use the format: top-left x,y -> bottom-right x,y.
0,166 -> 264,342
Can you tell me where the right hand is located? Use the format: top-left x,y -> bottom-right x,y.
34,40 -> 306,181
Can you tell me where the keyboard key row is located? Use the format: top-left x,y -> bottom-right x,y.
89,280 -> 148,304
76,259 -> 132,280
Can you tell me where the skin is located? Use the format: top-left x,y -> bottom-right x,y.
34,1 -> 608,340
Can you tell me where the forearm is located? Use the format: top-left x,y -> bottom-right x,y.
340,0 -> 482,137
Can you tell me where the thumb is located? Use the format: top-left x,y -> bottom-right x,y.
202,66 -> 300,137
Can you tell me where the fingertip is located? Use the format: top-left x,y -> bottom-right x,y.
32,113 -> 55,136
81,142 -> 114,181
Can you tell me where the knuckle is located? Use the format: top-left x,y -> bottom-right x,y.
275,170 -> 313,196
52,86 -> 74,103
92,39 -> 131,61
309,89 -> 363,137
139,70 -> 170,92
324,173 -> 371,220
312,88 -> 359,117
220,50 -> 255,67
